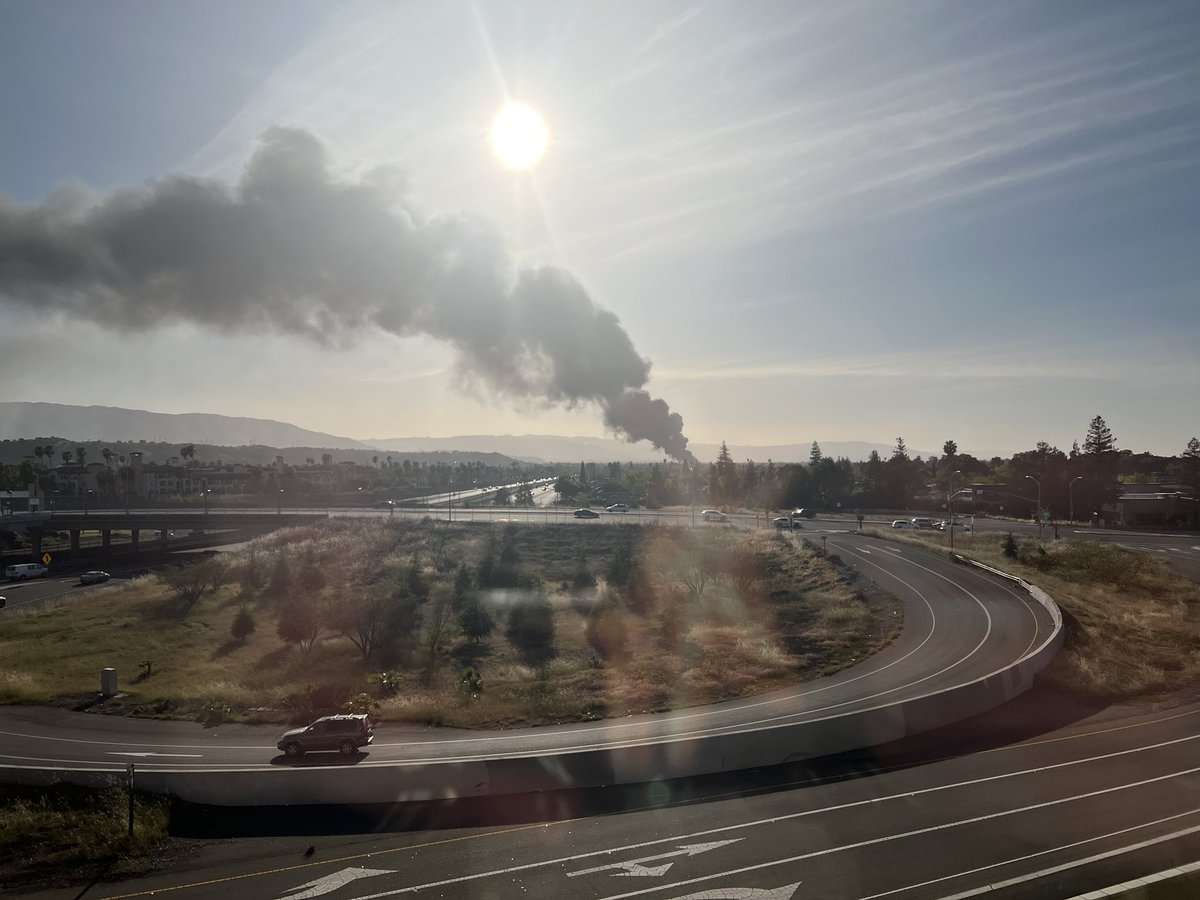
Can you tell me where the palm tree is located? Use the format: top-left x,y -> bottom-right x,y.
61,450 -> 71,466
180,445 -> 195,466
74,446 -> 87,466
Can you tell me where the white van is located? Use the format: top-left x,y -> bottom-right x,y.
910,517 -> 935,529
6,563 -> 48,581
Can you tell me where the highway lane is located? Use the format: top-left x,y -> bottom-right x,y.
0,571 -> 129,612
0,535 -> 1054,772
31,699 -> 1200,900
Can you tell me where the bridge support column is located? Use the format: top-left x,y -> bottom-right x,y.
159,529 -> 169,550
70,530 -> 81,552
129,529 -> 139,553
101,530 -> 112,552
29,530 -> 42,558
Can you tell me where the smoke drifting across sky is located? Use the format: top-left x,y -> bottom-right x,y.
0,127 -> 691,460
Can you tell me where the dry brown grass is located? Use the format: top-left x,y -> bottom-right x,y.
0,521 -> 901,727
866,527 -> 1200,701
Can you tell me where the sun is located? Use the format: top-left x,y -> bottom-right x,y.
490,103 -> 549,170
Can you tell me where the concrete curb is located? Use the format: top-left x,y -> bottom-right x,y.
4,557 -> 1065,806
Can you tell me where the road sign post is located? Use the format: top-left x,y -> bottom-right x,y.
126,762 -> 135,837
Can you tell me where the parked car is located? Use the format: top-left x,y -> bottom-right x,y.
701,509 -> 730,523
277,714 -> 373,757
891,520 -> 912,529
573,508 -> 600,518
605,503 -> 629,513
78,570 -> 111,585
5,563 -> 47,581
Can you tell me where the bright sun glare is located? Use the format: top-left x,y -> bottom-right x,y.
490,103 -> 549,170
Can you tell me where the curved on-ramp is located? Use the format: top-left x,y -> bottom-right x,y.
0,533 -> 1063,805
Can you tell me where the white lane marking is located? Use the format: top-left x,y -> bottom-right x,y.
279,868 -> 394,900
585,765 -> 1200,900
670,886 -> 800,900
934,817 -> 1200,900
858,548 -> 873,555
569,840 -> 742,878
326,734 -> 1200,900
884,547 -> 902,554
108,752 -> 203,758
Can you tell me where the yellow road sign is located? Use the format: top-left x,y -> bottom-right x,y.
41,552 -> 52,566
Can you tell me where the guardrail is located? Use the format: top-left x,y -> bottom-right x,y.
5,556 -> 1065,806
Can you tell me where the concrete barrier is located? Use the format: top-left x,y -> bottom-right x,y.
4,557 -> 1064,806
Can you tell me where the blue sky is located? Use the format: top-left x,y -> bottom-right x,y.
1,0 -> 1197,457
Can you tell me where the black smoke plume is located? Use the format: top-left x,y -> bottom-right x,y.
0,127 -> 692,460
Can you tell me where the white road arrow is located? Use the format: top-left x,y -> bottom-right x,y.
278,867 -> 394,900
569,839 -> 742,877
106,752 -> 203,758
670,884 -> 801,900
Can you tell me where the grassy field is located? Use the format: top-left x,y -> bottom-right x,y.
0,520 -> 900,727
865,527 -> 1200,701
0,783 -> 171,891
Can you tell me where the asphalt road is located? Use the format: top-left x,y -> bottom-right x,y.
22,696 -> 1200,899
0,534 -> 1056,772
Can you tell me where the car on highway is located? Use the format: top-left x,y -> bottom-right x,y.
772,516 -> 795,529
910,517 -> 936,529
604,503 -> 629,513
701,509 -> 730,523
573,508 -> 600,518
373,499 -> 396,508
277,713 -> 373,757
891,520 -> 912,529
78,570 -> 111,585
5,563 -> 48,581
791,508 -> 816,519
938,521 -> 972,532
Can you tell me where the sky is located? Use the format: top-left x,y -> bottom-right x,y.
1,0 -> 1197,458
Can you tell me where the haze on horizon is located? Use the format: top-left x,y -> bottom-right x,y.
1,1 -> 1197,459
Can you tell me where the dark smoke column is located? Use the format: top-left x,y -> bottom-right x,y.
0,127 -> 692,460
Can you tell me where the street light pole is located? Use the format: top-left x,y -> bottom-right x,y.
203,489 -> 210,515
1069,475 -> 1083,523
949,469 -> 962,550
277,489 -> 283,515
1024,475 -> 1042,542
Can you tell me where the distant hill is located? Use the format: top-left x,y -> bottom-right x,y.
0,402 -> 933,465
0,402 -> 370,450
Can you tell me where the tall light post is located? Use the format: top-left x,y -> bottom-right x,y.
1024,475 -> 1042,542
948,469 -> 962,550
203,488 -> 211,516
277,489 -> 283,515
1069,475 -> 1083,523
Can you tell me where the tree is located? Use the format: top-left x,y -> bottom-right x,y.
328,586 -> 391,662
180,445 -> 195,465
943,440 -> 958,458
276,594 -> 323,650
161,558 -> 226,612
421,584 -> 458,682
321,453 -> 333,466
1080,415 -> 1121,515
231,607 -> 256,643
74,446 -> 87,466
1182,437 -> 1200,513
458,595 -> 495,644
61,450 -> 71,466
809,442 -> 822,465
891,437 -> 908,461
265,552 -> 293,601
1083,416 -> 1115,455
506,594 -> 556,670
